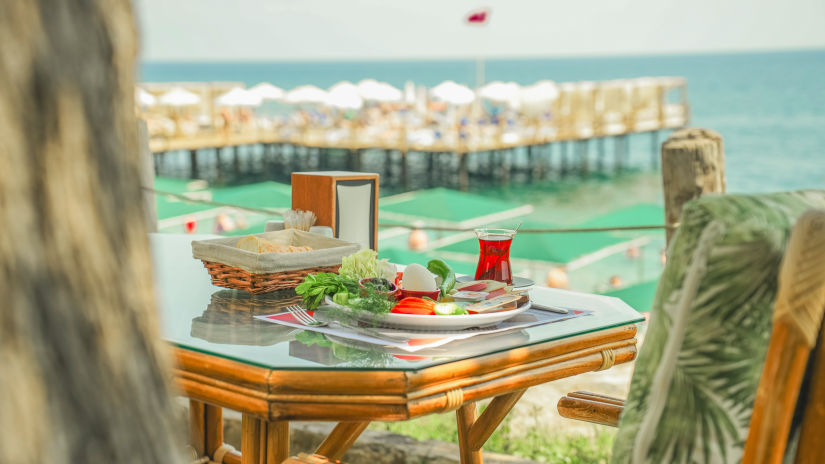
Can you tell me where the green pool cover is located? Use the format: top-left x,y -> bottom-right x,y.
435,219 -> 626,264
577,203 -> 664,229
600,279 -> 659,312
379,188 -> 529,226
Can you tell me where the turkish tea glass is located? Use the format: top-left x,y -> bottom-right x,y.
474,228 -> 516,284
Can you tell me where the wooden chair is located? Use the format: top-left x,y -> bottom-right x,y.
557,209 -> 825,463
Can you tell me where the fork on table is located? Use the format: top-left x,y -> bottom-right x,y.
285,305 -> 328,327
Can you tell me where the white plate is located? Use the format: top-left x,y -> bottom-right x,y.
323,296 -> 532,330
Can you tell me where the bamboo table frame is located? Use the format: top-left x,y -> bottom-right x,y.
175,323 -> 638,464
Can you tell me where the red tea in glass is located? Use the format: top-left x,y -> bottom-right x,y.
474,228 -> 516,284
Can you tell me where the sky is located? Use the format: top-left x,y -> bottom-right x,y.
135,0 -> 825,61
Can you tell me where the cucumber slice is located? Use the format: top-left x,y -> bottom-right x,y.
434,303 -> 460,315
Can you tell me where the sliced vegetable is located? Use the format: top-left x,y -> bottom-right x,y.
434,303 -> 458,315
391,297 -> 436,315
434,302 -> 467,315
427,259 -> 456,297
392,305 -> 435,315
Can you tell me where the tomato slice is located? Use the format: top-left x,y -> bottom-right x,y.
397,297 -> 433,305
391,305 -> 435,315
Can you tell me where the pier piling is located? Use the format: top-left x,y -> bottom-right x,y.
661,128 -> 726,244
189,149 -> 198,179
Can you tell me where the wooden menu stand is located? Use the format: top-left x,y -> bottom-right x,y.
291,172 -> 379,251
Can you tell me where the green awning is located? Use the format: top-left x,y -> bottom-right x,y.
578,203 -> 664,229
211,181 -> 291,211
154,177 -> 214,220
379,188 -> 530,226
600,279 -> 659,312
153,177 -> 206,194
436,220 -> 625,264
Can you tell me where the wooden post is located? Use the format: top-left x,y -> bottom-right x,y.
233,145 -> 241,175
190,148 -> 199,179
527,145 -> 536,180
578,140 -> 589,177
0,1 -> 185,462
597,137 -> 605,172
215,147 -> 224,183
661,128 -> 725,244
501,150 -> 510,185
536,144 -> 547,179
458,152 -> 470,191
560,142 -> 569,175
401,150 -> 409,190
614,136 -> 623,173
545,144 -> 553,177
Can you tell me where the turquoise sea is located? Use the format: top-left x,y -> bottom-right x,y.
142,49 -> 825,193
141,50 -> 825,306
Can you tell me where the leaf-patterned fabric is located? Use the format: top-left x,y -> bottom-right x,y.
611,191 -> 825,464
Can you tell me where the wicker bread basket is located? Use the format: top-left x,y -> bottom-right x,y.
192,229 -> 360,294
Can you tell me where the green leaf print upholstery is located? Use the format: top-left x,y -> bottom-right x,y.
611,190 -> 825,464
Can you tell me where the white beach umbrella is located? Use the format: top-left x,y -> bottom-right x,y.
478,81 -> 521,102
215,87 -> 263,107
520,80 -> 560,103
159,86 -> 201,106
328,81 -> 358,95
479,81 -> 521,109
430,80 -> 475,105
326,81 -> 363,109
136,88 -> 157,106
284,85 -> 328,104
356,79 -> 402,102
248,82 -> 285,101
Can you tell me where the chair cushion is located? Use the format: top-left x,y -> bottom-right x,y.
611,190 -> 825,464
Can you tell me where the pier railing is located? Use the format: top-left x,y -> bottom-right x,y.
144,77 -> 688,155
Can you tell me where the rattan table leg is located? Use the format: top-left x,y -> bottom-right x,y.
265,420 -> 290,464
241,414 -> 263,464
190,400 -> 207,457
191,400 -> 230,462
457,403 -> 483,464
241,415 -> 290,464
315,421 -> 370,461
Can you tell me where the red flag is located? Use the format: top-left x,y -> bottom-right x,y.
465,8 -> 490,25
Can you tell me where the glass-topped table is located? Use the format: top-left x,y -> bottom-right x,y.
153,234 -> 643,464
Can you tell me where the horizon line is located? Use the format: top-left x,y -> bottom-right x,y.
140,45 -> 825,64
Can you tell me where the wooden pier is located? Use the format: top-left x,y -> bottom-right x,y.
146,77 -> 689,190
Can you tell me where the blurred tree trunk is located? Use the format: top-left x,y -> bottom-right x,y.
0,1 -> 183,463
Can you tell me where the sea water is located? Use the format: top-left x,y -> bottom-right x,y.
141,50 -> 825,300
141,49 -> 825,194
